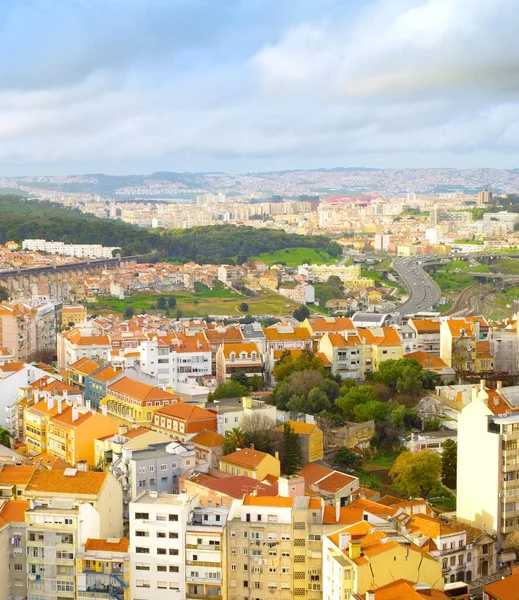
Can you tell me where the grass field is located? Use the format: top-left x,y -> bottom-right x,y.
87,285 -> 301,318
250,247 -> 336,266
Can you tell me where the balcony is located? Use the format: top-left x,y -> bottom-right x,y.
186,560 -> 221,567
186,544 -> 221,551
186,576 -> 221,584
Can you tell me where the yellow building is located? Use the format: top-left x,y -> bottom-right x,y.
100,376 -> 178,426
219,447 -> 280,480
397,244 -> 418,256
273,420 -> 324,464
61,305 -> 87,328
65,356 -> 100,392
22,395 -> 59,455
76,537 -> 130,600
47,405 -> 119,467
358,326 -> 403,373
323,521 -> 444,598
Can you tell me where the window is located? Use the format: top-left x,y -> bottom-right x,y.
157,532 -> 166,538
161,477 -> 168,484
136,563 -> 149,571
308,534 -> 321,542
169,549 -> 179,556
467,552 -> 472,562
136,547 -> 150,554
136,580 -> 151,588
150,478 -> 155,486
243,548 -> 248,555
160,464 -> 167,471
57,581 -> 75,592
458,555 -> 464,565
230,530 -> 236,538
231,564 -> 237,571
459,541 -> 464,548
169,566 -> 179,572
450,556 -> 455,566
169,532 -> 178,539
14,564 -> 23,571
169,514 -> 179,522
157,565 -> 167,572
156,513 -> 166,521
157,582 -> 167,589
136,530 -> 149,537
149,466 -> 154,472
135,512 -> 149,520
243,581 -> 249,588
157,548 -> 167,555
243,565 -> 249,572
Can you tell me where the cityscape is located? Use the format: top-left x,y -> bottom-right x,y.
1,2 -> 519,600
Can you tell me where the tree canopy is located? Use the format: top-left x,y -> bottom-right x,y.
281,422 -> 301,475
389,449 -> 441,498
441,439 -> 457,490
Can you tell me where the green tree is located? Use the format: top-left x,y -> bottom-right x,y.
0,285 -> 8,302
282,422 -> 301,475
273,369 -> 324,411
241,413 -> 275,454
223,427 -> 246,455
374,358 -> 426,395
239,302 -> 249,312
327,275 -> 343,288
213,380 -> 248,400
156,296 -> 167,310
334,447 -> 362,471
389,450 -> 441,498
0,427 -> 10,448
353,400 -> 391,423
273,349 -> 325,383
293,305 -> 310,322
175,309 -> 183,319
307,388 -> 331,413
336,385 -> 377,420
168,296 -> 177,308
441,439 -> 457,490
230,372 -> 251,389
124,306 -> 135,319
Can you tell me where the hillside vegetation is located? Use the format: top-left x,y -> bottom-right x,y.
0,195 -> 341,264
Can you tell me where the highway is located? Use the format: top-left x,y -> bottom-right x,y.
393,257 -> 442,315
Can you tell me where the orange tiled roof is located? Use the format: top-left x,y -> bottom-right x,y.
31,453 -> 71,470
304,317 -> 355,334
326,332 -> 362,347
68,357 -> 100,374
366,579 -> 449,600
191,430 -> 225,448
264,326 -> 311,341
0,499 -> 31,525
25,470 -> 107,496
85,537 -> 129,553
154,401 -> 216,423
108,377 -> 176,404
348,497 -> 399,518
221,343 -> 261,360
408,318 -> 441,333
273,420 -> 317,435
50,406 -> 93,428
483,573 -> 519,600
358,326 -> 401,347
446,318 -> 473,337
91,365 -> 122,382
0,465 -> 36,486
404,351 -> 450,370
243,495 -> 294,508
323,505 -> 364,525
221,448 -> 276,470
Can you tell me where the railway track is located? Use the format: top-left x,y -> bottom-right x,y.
444,284 -> 494,317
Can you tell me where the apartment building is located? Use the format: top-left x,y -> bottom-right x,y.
211,396 -> 277,437
111,441 -> 197,518
65,356 -> 101,392
129,491 -> 198,600
272,421 -> 324,465
151,401 -> 217,442
318,332 -> 364,380
264,323 -> 313,352
191,430 -> 225,468
76,537 -> 130,600
57,327 -> 112,371
101,377 -> 178,426
219,448 -> 280,480
216,343 -> 263,384
0,302 -> 37,362
457,381 -> 519,554
357,326 -> 403,373
61,305 -> 87,328
408,318 -> 441,356
0,499 -> 30,600
440,318 -> 491,374
85,364 -> 124,408
224,494 -> 325,600
301,317 -> 357,342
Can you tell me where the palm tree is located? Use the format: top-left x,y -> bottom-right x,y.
223,427 -> 246,455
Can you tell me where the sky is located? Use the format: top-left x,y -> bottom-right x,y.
1,0 -> 519,175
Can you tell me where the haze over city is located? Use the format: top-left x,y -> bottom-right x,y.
2,0 -> 519,175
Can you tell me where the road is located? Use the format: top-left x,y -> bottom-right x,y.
393,257 -> 442,315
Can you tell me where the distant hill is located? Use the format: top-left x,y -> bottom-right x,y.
0,195 -> 341,264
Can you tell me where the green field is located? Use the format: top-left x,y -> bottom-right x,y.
87,285 -> 301,318
250,247 -> 335,266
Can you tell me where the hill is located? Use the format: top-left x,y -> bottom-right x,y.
0,195 -> 341,264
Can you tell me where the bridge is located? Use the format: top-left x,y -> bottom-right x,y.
0,255 -> 146,295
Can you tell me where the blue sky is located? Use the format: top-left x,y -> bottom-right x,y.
1,0 -> 518,175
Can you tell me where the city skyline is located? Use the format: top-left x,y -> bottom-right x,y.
2,0 -> 519,175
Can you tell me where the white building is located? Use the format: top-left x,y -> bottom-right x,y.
129,491 -> 198,600
22,239 -> 120,259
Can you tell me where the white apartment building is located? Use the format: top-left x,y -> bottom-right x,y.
0,500 -> 28,600
22,239 -> 120,259
457,382 -> 519,556
25,498 -> 101,600
129,491 -> 198,600
138,337 -> 212,387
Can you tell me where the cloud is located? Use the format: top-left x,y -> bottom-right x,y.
1,0 -> 519,174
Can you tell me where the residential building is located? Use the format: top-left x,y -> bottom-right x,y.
0,302 -> 37,362
129,491 -> 198,600
57,327 -> 112,371
219,448 -> 280,480
23,469 -> 123,537
183,472 -> 275,508
101,376 -> 178,426
215,342 -> 263,384
224,494 -> 325,600
65,357 -> 101,393
457,381 -> 519,550
357,326 -> 403,374
61,305 -> 88,328
272,420 -> 324,465
0,465 -> 37,499
408,318 -> 441,356
405,430 -> 457,454
440,317 -> 491,375
490,318 -> 519,376
404,350 -> 456,382
322,522 -> 444,598
264,323 -> 313,352
76,537 -> 130,600
298,464 -> 360,506
191,430 -> 225,469
85,364 -> 124,408
318,332 -> 364,380
151,401 -> 217,443
0,499 -> 30,600
211,396 -> 277,437
111,441 -> 197,518
47,404 -> 119,467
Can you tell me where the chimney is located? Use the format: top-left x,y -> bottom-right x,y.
336,498 -> 341,523
47,395 -> 54,411
278,476 -> 305,498
471,385 -> 478,402
63,389 -> 70,405
497,381 -> 503,390
366,592 -> 375,600
57,398 -> 62,414
118,424 -> 128,435
72,405 -> 79,422
480,379 -> 486,392
348,538 -> 361,560
101,405 -> 108,416
274,451 -> 279,461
